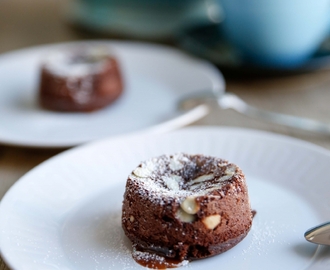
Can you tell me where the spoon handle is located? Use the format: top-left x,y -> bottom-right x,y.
305,221 -> 330,245
219,92 -> 330,135
178,90 -> 330,136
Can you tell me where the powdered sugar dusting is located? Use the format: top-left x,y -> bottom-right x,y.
169,155 -> 185,171
43,46 -> 112,77
163,175 -> 182,191
133,250 -> 165,263
128,153 -> 241,203
132,247 -> 189,268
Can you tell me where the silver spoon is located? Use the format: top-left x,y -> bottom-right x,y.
179,89 -> 330,135
305,222 -> 330,245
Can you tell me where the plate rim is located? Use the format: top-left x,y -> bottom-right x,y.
3,125 -> 330,205
1,126 -> 330,269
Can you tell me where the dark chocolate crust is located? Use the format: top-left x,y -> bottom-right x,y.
39,57 -> 123,112
122,154 -> 253,261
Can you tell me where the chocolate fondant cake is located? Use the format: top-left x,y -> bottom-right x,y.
38,46 -> 123,112
122,153 -> 253,266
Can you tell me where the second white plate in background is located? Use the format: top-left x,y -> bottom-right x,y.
0,41 -> 224,148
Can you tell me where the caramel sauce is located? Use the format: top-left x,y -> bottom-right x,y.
133,255 -> 184,269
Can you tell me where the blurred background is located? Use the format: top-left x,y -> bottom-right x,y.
0,0 -> 208,50
1,0 -> 330,172
1,0 -> 330,167
0,0 -> 330,148
2,0 -> 330,69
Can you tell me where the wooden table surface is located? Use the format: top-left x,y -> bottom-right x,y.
1,0 -> 330,269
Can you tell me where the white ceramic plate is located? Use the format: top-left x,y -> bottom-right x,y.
1,126 -> 330,270
0,41 -> 224,148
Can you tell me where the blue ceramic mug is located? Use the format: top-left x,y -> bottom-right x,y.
68,0 -> 210,40
217,0 -> 330,68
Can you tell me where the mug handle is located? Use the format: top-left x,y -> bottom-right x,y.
180,0 -> 216,29
203,0 -> 225,24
